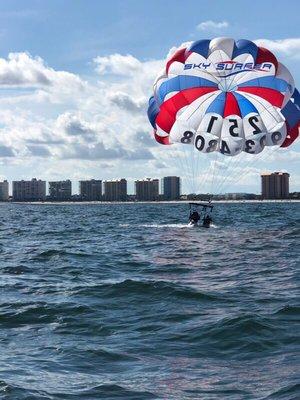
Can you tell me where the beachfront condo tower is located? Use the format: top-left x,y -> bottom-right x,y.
163,176 -> 180,200
12,178 -> 46,202
261,172 -> 290,199
103,179 -> 127,201
49,180 -> 72,201
135,178 -> 159,201
79,179 -> 102,201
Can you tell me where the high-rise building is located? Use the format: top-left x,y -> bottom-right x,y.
0,180 -> 9,201
12,178 -> 46,201
103,179 -> 127,201
135,178 -> 159,201
261,172 -> 290,199
163,176 -> 180,200
79,180 -> 102,201
49,180 -> 72,201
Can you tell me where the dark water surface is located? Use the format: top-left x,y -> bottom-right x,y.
0,202 -> 299,400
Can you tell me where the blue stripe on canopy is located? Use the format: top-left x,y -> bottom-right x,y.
238,76 -> 289,93
147,96 -> 159,129
205,92 -> 226,115
281,88 -> 300,129
281,89 -> 300,129
292,88 -> 300,107
157,75 -> 217,104
232,92 -> 258,118
188,39 -> 211,58
282,100 -> 300,128
232,39 -> 258,60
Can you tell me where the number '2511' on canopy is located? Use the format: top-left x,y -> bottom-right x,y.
147,38 -> 300,156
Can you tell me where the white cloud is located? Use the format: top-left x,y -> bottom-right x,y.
26,144 -> 52,157
254,38 -> 300,59
0,52 -> 84,88
109,91 -> 146,113
93,54 -> 142,76
0,145 -> 15,157
267,148 -> 300,162
56,112 -> 97,142
197,20 -> 229,32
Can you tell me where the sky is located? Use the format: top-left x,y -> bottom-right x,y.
0,0 -> 299,194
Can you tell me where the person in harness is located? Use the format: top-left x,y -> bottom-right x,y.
189,210 -> 201,225
202,214 -> 212,228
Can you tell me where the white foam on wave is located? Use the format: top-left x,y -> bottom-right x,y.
120,223 -> 189,229
119,223 -> 219,229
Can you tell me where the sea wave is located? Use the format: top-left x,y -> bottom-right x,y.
0,202 -> 299,399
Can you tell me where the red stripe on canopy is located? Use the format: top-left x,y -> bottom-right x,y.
223,92 -> 241,117
154,130 -> 170,145
256,47 -> 278,72
156,87 -> 218,133
166,48 -> 191,74
280,122 -> 299,148
237,87 -> 284,108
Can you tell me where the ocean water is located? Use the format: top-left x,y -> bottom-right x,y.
0,202 -> 299,400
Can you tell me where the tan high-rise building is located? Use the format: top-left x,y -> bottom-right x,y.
135,178 -> 159,201
261,172 -> 290,199
0,180 -> 9,201
80,180 -> 102,201
103,179 -> 127,201
12,178 -> 46,201
49,180 -> 72,201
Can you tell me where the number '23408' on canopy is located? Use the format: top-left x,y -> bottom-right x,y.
147,38 -> 300,156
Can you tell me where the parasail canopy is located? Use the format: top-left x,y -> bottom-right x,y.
148,38 -> 300,157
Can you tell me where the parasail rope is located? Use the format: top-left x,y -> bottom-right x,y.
214,144 -> 282,195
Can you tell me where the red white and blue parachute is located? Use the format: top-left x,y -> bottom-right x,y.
148,38 -> 300,156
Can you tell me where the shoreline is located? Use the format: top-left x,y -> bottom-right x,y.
2,199 -> 299,205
